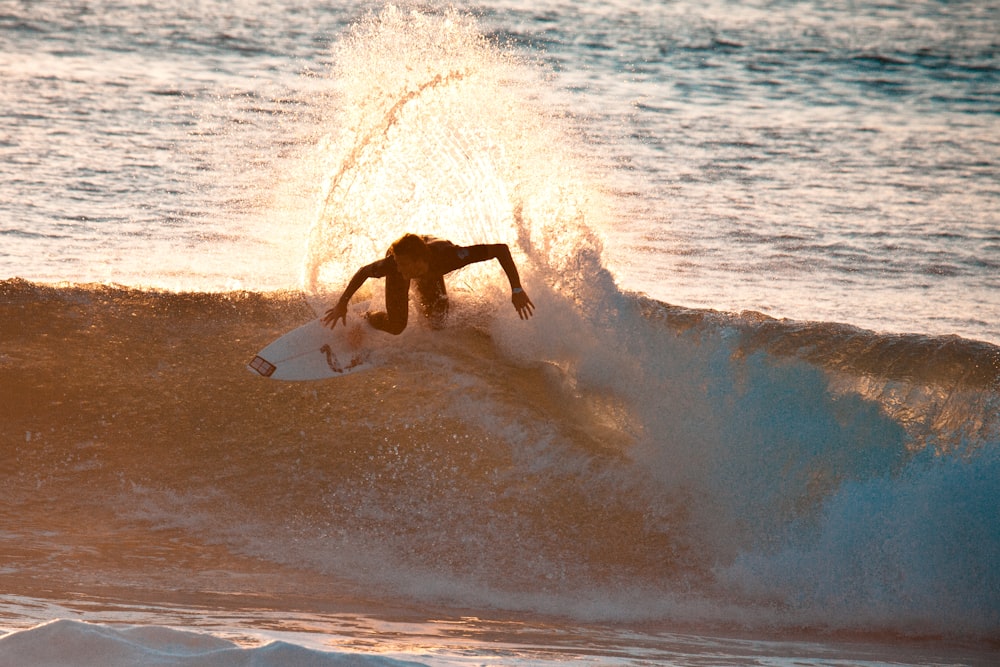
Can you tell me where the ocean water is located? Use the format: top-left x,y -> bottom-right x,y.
3,0 -> 998,343
1,1 -> 999,665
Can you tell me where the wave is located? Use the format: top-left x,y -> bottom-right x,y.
3,5 -> 997,643
2,277 -> 997,640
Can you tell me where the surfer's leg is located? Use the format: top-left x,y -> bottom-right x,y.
367,272 -> 409,335
416,276 -> 448,329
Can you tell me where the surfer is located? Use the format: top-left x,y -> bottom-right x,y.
322,234 -> 535,335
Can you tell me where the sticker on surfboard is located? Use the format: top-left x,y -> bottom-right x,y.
249,317 -> 374,381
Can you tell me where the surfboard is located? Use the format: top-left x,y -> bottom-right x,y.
248,317 -> 374,381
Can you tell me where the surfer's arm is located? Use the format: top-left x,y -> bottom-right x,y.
322,262 -> 379,328
464,244 -> 535,320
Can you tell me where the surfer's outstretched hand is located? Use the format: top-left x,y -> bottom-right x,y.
322,301 -> 348,328
512,289 -> 535,320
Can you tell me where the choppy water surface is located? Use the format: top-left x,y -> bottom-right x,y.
1,0 -> 997,340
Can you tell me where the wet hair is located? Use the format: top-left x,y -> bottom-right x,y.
389,233 -> 430,261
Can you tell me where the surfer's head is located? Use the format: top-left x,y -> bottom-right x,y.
390,233 -> 431,279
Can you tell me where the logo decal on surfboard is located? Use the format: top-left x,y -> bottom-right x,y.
321,344 -> 367,374
248,355 -> 277,377
320,344 -> 343,373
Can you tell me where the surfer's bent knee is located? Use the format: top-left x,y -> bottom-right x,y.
366,311 -> 406,335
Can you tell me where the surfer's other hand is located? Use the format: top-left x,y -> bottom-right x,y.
322,302 -> 348,328
512,290 -> 535,320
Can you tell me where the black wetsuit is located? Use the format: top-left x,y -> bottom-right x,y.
363,237 -> 505,334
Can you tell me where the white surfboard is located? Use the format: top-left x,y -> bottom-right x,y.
248,317 -> 374,381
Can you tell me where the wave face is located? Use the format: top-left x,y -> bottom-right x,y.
2,278 -> 998,639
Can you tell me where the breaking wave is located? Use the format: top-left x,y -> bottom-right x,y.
2,277 -> 997,638
3,5 -> 998,643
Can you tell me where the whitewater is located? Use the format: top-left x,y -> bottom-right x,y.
1,1 -> 999,665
